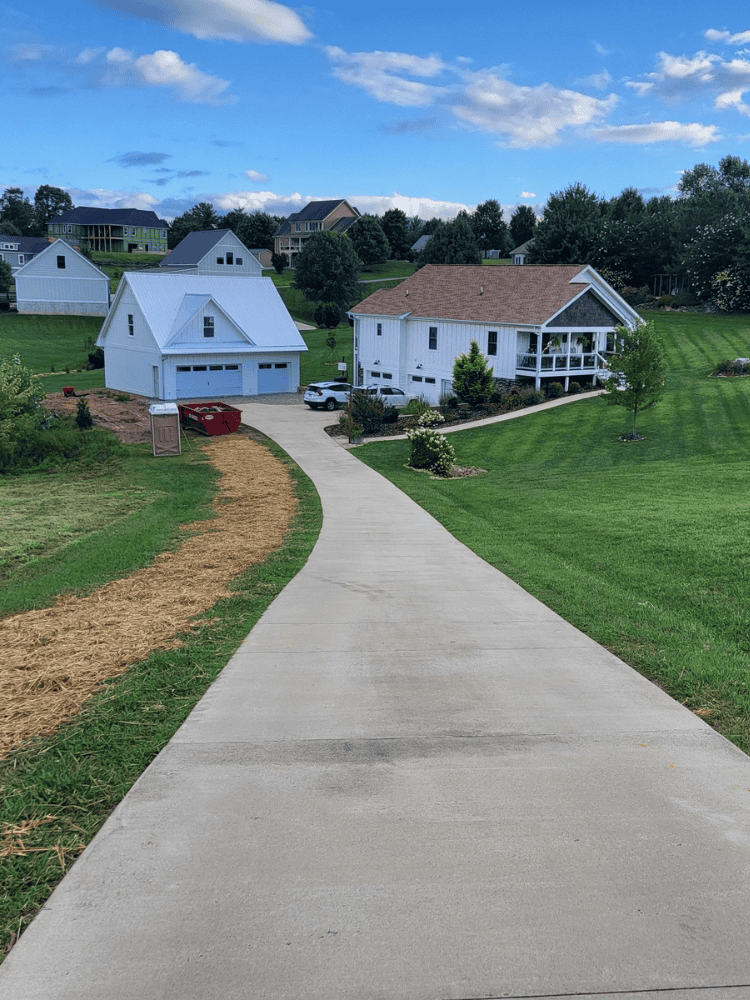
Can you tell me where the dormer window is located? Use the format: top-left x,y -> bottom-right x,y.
204,316 -> 215,338
226,252 -> 233,265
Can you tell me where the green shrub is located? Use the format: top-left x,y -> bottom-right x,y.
545,381 -> 565,399
0,355 -> 47,470
314,302 -> 342,328
402,397 -> 432,417
567,381 -> 583,395
452,340 -> 494,408
76,398 -> 94,429
346,390 -> 388,434
87,347 -> 104,369
381,406 -> 400,424
712,358 -> 750,375
407,426 -> 456,476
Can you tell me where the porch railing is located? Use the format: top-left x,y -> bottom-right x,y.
516,353 -> 600,372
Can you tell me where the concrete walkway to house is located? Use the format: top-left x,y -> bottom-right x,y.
2,401 -> 750,999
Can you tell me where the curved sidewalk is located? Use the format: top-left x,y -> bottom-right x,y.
2,402 -> 750,999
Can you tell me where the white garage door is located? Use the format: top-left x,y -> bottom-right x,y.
257,362 -> 291,394
175,364 -> 242,398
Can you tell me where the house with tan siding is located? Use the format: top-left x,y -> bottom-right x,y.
348,264 -> 642,400
274,200 -> 360,265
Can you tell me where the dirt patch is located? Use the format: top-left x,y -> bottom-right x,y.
0,434 -> 296,758
45,389 -> 153,444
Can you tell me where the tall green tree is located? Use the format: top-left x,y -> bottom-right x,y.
602,321 -> 666,439
471,199 -> 510,256
527,183 -> 603,265
168,202 -> 221,248
0,259 -> 13,304
452,340 -> 495,408
34,185 -> 73,233
293,231 -> 361,307
380,208 -> 411,259
419,212 -> 481,266
0,188 -> 35,236
509,205 -> 536,247
221,208 -> 276,250
347,215 -> 390,266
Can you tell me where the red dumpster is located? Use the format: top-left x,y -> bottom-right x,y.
178,401 -> 242,436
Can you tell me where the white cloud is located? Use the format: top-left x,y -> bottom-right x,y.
520,191 -> 536,198
588,121 -> 721,146
348,192 -> 472,219
212,189 -> 472,221
102,48 -> 234,105
67,187 -> 160,212
454,69 -> 617,148
705,28 -> 750,46
75,46 -> 105,64
245,169 -> 269,183
87,0 -> 311,44
577,70 -> 612,90
10,43 -> 46,61
325,47 -> 446,107
630,48 -> 750,116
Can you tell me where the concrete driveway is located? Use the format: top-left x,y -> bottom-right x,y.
2,399 -> 750,999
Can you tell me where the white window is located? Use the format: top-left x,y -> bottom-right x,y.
203,316 -> 215,338
411,375 -> 423,382
429,327 -> 437,350
382,372 -> 392,379
377,323 -> 382,336
18,254 -> 24,264
370,371 -> 380,378
488,331 -> 497,356
226,252 -> 233,265
57,255 -> 66,269
127,314 -> 134,336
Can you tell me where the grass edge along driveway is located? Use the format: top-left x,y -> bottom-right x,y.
0,433 -> 322,962
355,310 -> 750,758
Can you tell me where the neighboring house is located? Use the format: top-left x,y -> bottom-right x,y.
14,239 -> 110,316
47,208 -> 168,254
511,239 -> 534,265
274,200 -> 360,265
159,230 -> 262,277
0,234 -> 50,271
249,248 -> 273,269
97,273 -> 307,400
348,263 -> 642,398
411,234 -> 432,254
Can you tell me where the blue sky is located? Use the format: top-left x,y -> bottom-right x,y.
5,1 -> 750,221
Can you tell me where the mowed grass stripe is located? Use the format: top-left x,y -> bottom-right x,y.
355,311 -> 750,752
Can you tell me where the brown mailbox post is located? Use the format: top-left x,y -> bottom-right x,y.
149,403 -> 181,456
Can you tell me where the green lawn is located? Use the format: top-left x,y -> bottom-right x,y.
0,313 -> 102,373
355,311 -> 750,754
0,434 -> 322,959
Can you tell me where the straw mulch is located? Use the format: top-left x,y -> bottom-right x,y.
0,434 -> 296,758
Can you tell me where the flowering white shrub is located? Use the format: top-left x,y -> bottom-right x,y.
417,409 -> 445,428
406,426 -> 455,476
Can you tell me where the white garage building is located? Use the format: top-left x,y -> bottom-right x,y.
97,272 -> 307,400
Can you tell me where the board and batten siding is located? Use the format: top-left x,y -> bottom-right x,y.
356,315 -> 520,402
100,286 -> 160,396
15,242 -> 110,316
196,234 -> 263,277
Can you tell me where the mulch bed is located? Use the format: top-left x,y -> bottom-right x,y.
44,389 -> 153,444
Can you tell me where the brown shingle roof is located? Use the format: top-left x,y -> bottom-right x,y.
350,264 -> 595,326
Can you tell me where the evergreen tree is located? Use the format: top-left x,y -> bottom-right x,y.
380,208 -> 411,259
602,321 -> 666,439
452,340 -> 495,408
527,183 -> 603,265
271,251 -> 287,274
347,215 -> 390,266
509,205 -> 536,247
419,212 -> 481,266
294,231 -> 361,307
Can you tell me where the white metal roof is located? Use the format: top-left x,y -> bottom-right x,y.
106,273 -> 307,352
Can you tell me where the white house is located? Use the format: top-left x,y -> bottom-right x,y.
159,230 -> 262,277
14,240 -> 111,316
96,273 -> 307,400
349,264 -> 642,400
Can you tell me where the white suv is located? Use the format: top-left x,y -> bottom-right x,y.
303,381 -> 353,411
